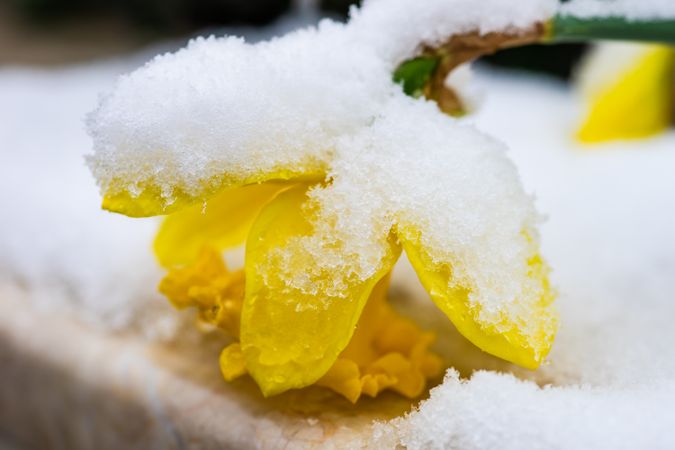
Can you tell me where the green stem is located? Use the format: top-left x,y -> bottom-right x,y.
549,15 -> 675,45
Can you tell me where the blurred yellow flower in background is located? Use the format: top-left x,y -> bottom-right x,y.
577,43 -> 674,143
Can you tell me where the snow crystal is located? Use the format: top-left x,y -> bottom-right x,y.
560,0 -> 675,20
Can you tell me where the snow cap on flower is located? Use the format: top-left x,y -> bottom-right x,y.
87,0 -> 557,215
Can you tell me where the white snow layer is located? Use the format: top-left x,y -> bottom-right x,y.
88,0 -> 556,203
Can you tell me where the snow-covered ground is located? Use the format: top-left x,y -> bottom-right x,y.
2,22 -> 675,450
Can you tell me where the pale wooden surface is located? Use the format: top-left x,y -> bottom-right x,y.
0,271 -> 530,449
0,288 -> 416,450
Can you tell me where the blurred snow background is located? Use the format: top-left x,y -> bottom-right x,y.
1,1 -> 675,449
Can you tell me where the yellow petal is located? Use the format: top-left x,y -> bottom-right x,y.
154,182 -> 288,268
400,230 -> 556,370
360,372 -> 397,398
579,45 -> 674,143
102,169 -> 324,218
366,353 -> 424,398
315,359 -> 364,403
158,246 -> 244,337
317,274 -> 443,403
240,185 -> 401,396
220,343 -> 248,381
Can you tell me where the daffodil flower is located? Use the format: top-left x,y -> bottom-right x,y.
577,43 -> 674,143
87,0 -> 564,402
93,99 -> 557,401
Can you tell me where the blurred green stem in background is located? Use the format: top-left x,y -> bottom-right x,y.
549,16 -> 675,45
